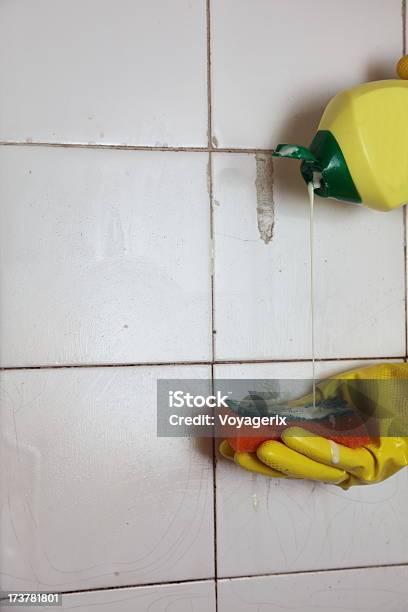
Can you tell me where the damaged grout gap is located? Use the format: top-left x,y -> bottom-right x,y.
255,153 -> 275,244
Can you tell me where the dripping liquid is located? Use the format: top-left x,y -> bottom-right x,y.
308,182 -> 316,409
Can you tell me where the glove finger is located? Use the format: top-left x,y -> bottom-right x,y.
257,440 -> 348,484
234,451 -> 290,478
281,427 -> 375,478
219,439 -> 235,461
219,441 -> 287,478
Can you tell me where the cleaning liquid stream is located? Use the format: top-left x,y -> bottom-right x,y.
308,182 -> 316,409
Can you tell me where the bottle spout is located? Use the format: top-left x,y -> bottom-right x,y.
272,143 -> 323,193
273,133 -> 362,204
272,144 -> 317,163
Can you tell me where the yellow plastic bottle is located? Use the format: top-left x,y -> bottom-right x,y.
273,60 -> 408,212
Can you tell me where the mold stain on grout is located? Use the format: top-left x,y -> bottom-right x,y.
255,153 -> 275,245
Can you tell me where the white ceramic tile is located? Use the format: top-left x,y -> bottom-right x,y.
218,567 -> 408,612
0,365 -> 214,591
0,147 -> 211,366
312,196 -> 405,359
0,0 -> 207,147
215,360 -> 408,578
211,0 -> 401,149
61,581 -> 216,611
212,153 -> 405,360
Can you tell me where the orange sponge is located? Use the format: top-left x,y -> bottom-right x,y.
220,407 -> 371,454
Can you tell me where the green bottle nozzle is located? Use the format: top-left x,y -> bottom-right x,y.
272,144 -> 317,163
272,143 -> 322,190
272,133 -> 362,204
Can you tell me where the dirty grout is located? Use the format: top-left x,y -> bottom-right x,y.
255,153 -> 275,244
206,1 -> 219,608
0,140 -> 274,155
1,355 -> 404,372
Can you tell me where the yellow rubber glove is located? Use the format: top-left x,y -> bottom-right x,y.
219,363 -> 408,488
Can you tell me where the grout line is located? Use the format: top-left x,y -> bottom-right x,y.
58,562 -> 408,597
213,355 -> 406,365
219,562 -> 408,584
60,576 -> 215,597
0,360 -> 214,371
208,155 -> 216,362
207,133 -> 218,612
1,355 -> 404,372
206,3 -> 218,607
206,0 -> 213,150
0,140 -> 272,155
403,0 -> 407,55
210,364 -> 219,611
